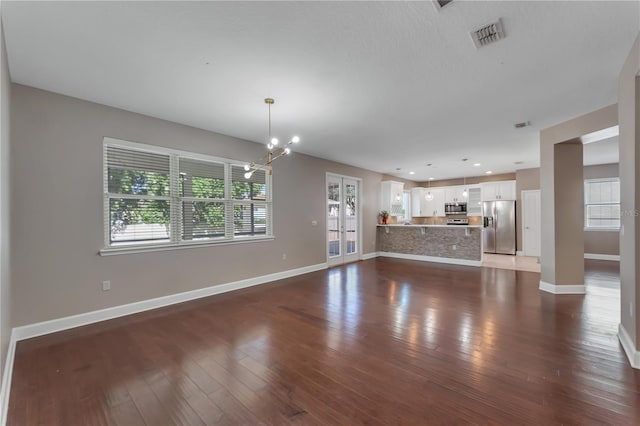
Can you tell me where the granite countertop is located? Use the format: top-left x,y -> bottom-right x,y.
376,224 -> 483,228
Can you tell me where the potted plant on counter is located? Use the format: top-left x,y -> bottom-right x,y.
379,210 -> 390,225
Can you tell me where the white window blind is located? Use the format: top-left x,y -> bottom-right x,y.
584,178 -> 620,230
104,139 -> 272,250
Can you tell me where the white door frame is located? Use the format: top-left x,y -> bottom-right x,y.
521,189 -> 541,257
326,172 -> 363,266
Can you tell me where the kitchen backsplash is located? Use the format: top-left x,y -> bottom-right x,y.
411,216 -> 482,226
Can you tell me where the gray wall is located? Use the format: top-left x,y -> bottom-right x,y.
11,84 -> 386,326
539,104 -> 617,287
0,17 -> 11,377
515,164 -> 620,255
618,33 -> 639,348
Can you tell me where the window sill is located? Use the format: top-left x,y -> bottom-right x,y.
99,236 -> 275,256
584,228 -> 621,232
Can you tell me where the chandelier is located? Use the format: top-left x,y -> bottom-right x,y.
244,98 -> 300,179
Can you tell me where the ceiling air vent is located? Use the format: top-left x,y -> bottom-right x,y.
470,18 -> 504,48
434,0 -> 454,9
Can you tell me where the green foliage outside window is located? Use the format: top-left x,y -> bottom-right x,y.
109,168 -> 267,238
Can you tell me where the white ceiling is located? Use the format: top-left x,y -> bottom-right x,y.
2,1 -> 638,181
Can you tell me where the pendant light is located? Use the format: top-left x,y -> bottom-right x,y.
462,176 -> 468,198
426,179 -> 434,201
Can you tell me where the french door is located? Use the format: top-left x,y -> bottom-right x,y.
327,174 -> 361,266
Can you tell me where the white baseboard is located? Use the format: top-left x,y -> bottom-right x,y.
584,253 -> 620,261
539,280 -> 586,294
12,262 -> 327,342
360,252 -> 378,260
618,323 -> 640,369
0,330 -> 16,426
378,251 -> 481,267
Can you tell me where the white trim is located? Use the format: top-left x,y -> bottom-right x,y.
12,262 -> 327,342
360,252 -> 378,260
516,251 -> 524,256
0,330 -> 16,426
584,253 -> 620,261
539,280 -> 586,294
378,251 -> 481,267
618,323 -> 640,369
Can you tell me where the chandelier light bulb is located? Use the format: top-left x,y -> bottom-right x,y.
246,98 -> 300,178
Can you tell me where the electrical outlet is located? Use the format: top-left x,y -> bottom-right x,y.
452,244 -> 457,251
630,301 -> 633,317
282,253 -> 287,260
102,280 -> 111,291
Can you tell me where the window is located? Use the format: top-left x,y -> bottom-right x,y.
584,178 -> 620,230
104,138 -> 272,251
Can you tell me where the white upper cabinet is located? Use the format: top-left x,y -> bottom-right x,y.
411,187 -> 444,216
481,180 -> 516,201
428,188 -> 445,217
444,187 -> 467,203
411,188 -> 424,217
380,181 -> 404,216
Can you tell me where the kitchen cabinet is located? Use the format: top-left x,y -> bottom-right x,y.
380,181 -> 404,216
482,181 -> 516,201
412,187 -> 444,216
411,188 -> 425,217
444,187 -> 468,203
467,187 -> 482,215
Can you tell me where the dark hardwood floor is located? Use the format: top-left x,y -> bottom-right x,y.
8,258 -> 640,425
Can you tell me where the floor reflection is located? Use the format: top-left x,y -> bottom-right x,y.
325,265 -> 362,350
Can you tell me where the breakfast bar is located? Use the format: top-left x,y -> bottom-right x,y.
376,224 -> 483,266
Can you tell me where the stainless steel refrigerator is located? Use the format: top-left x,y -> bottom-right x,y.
482,200 -> 516,255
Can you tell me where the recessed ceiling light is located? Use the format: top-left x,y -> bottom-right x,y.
409,171 -> 415,175
395,168 -> 401,171
473,163 -> 481,167
485,171 -> 493,174
429,177 -> 435,180
461,158 -> 468,162
426,163 -> 433,167
514,161 -> 524,165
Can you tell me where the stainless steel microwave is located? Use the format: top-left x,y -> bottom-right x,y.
444,202 -> 467,215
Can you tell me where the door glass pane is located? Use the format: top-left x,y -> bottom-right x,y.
345,182 -> 357,255
328,180 -> 341,257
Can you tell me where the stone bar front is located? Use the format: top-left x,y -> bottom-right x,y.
376,225 -> 482,264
